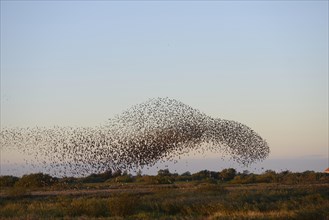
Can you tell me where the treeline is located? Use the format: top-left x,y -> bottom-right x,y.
1,168 -> 328,189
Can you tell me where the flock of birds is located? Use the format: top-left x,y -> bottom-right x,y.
0,98 -> 269,176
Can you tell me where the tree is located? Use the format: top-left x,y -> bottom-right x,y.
181,171 -> 191,176
158,169 -> 171,176
219,168 -> 236,181
0,175 -> 19,187
112,169 -> 122,178
99,169 -> 112,180
15,173 -> 57,188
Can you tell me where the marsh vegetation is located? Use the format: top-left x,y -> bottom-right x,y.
1,169 -> 328,219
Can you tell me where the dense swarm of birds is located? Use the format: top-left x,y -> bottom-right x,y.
0,98 -> 269,176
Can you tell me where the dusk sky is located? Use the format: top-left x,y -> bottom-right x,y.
1,1 -> 328,168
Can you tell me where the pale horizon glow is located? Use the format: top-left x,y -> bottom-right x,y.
1,1 -> 328,168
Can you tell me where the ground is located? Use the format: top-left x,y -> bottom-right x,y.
1,180 -> 328,219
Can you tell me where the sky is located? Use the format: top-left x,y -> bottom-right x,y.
1,1 -> 328,168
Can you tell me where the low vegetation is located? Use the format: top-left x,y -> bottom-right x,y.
0,169 -> 328,219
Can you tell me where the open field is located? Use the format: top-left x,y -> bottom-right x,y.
1,170 -> 328,219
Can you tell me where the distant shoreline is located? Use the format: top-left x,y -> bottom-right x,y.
1,157 -> 328,177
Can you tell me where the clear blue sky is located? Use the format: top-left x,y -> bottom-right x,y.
1,1 -> 328,160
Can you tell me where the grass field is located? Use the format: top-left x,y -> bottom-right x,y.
1,171 -> 328,219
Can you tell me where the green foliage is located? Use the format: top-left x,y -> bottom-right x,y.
181,171 -> 191,176
158,169 -> 171,176
136,175 -> 158,184
175,172 -> 193,182
14,173 -> 57,188
0,175 -> 19,187
156,175 -> 175,184
0,169 -> 328,219
82,169 -> 113,183
0,182 -> 328,219
114,174 -> 134,183
136,175 -> 175,184
112,169 -> 122,177
154,169 -> 176,184
56,177 -> 77,187
230,170 -> 329,185
219,168 -> 237,181
192,170 -> 211,181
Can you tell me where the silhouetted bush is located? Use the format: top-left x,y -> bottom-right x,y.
0,176 -> 19,187
158,169 -> 171,176
219,168 -> 236,181
114,174 -> 134,183
112,169 -> 122,177
175,172 -> 193,182
14,173 -> 57,188
82,170 -> 113,183
82,174 -> 104,183
156,176 -> 175,184
192,170 -> 212,181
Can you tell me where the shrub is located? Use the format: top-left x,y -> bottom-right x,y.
156,176 -> 175,184
114,174 -> 134,183
0,176 -> 19,187
158,169 -> 171,176
14,173 -> 57,188
175,175 -> 193,182
219,168 -> 236,181
82,174 -> 105,183
82,170 -> 113,183
192,170 -> 212,181
136,175 -> 158,184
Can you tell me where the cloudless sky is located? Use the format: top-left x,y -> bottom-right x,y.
1,1 -> 328,160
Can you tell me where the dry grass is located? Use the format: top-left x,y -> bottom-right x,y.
0,182 -> 328,219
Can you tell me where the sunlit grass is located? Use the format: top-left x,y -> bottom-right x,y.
0,170 -> 328,219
